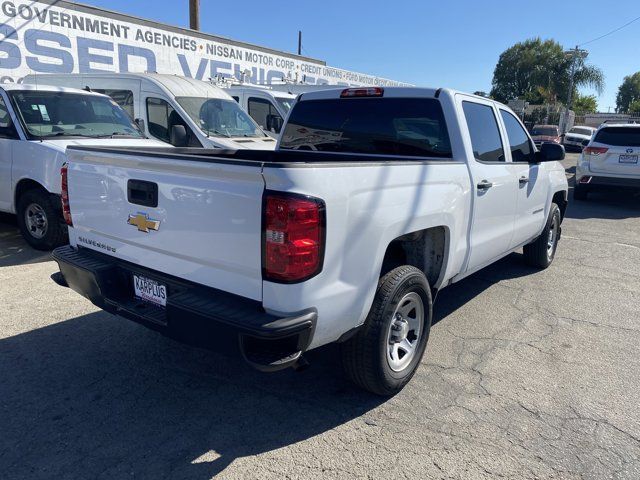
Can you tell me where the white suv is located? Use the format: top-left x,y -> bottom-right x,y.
574,123 -> 640,200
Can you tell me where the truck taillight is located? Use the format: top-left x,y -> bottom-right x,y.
60,163 -> 72,226
584,146 -> 608,156
263,192 -> 325,283
340,87 -> 384,98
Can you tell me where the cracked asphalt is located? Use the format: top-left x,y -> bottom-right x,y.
1,153 -> 639,479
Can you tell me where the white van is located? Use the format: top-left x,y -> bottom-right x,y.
24,73 -> 277,150
223,85 -> 296,137
0,83 -> 168,249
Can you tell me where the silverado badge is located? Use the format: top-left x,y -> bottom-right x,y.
128,213 -> 160,233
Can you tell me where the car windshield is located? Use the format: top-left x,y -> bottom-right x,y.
176,97 -> 264,138
569,127 -> 593,136
280,98 -> 452,158
594,127 -> 640,146
276,97 -> 294,114
9,90 -> 143,139
531,127 -> 558,136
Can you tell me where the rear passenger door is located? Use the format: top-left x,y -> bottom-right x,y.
459,97 -> 518,272
499,109 -> 549,248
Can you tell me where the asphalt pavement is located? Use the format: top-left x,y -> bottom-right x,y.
1,153 -> 639,479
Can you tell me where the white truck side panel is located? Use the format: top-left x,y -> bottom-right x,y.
261,162 -> 471,348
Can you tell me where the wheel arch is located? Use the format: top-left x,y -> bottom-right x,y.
552,189 -> 568,221
14,178 -> 50,210
379,225 -> 450,290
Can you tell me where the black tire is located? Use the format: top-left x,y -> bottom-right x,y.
16,189 -> 68,250
573,183 -> 588,201
523,203 -> 561,269
341,265 -> 432,396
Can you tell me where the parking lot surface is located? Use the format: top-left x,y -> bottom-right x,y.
1,153 -> 639,479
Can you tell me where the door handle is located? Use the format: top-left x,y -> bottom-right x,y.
519,176 -> 529,186
477,180 -> 493,190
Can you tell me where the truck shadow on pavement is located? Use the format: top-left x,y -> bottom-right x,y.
0,213 -> 51,267
0,311 -> 384,479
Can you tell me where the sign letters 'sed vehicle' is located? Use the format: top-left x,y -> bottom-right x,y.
0,83 -> 167,249
52,88 -> 568,395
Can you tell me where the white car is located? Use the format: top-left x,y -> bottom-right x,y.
52,87 -> 568,395
562,126 -> 595,152
574,123 -> 640,200
0,83 -> 168,249
24,73 -> 277,150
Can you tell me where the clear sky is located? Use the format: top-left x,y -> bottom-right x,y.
77,0 -> 639,111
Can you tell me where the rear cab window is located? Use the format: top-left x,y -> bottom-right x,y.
594,127 -> 640,146
279,97 -> 452,158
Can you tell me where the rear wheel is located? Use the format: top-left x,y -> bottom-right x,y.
523,203 -> 561,269
16,189 -> 67,250
341,266 -> 432,396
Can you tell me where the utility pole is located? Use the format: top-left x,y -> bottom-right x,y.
563,45 -> 587,133
189,0 -> 200,31
297,31 -> 302,56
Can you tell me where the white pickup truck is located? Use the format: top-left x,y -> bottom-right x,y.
52,87 -> 568,395
0,83 -> 167,249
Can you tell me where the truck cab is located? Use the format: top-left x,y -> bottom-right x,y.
223,84 -> 296,137
0,83 -> 168,249
23,73 -> 277,150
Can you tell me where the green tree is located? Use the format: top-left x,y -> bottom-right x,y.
616,72 -> 640,112
572,94 -> 598,114
490,38 -> 604,105
628,99 -> 640,114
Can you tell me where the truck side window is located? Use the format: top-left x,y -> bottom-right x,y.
462,101 -> 505,163
93,89 -> 135,119
500,110 -> 534,162
146,97 -> 176,143
248,97 -> 282,131
0,96 -> 18,139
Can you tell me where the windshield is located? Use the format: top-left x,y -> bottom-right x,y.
176,97 -> 264,138
280,98 -> 452,158
531,126 -> 559,136
594,127 -> 640,146
569,127 -> 593,136
276,97 -> 294,114
9,90 -> 143,139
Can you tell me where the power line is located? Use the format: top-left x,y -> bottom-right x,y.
578,15 -> 640,47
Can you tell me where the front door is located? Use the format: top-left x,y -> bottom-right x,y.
459,96 -> 519,273
0,93 -> 18,212
499,109 -> 549,248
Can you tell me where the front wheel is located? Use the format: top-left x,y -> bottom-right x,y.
16,189 -> 68,250
523,203 -> 561,269
341,266 -> 432,396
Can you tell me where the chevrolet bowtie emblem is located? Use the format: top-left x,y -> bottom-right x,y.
128,213 -> 160,233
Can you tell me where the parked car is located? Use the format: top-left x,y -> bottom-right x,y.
574,123 -> 640,200
0,83 -> 168,249
562,125 -> 596,151
223,84 -> 296,137
530,124 -> 561,147
51,87 -> 568,395
24,73 -> 277,150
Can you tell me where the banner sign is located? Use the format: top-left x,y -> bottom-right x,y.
0,0 -> 410,87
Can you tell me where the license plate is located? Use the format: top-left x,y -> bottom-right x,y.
619,154 -> 638,164
133,274 -> 167,307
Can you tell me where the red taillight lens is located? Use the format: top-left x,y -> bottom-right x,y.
584,146 -> 608,156
60,163 -> 72,226
263,192 -> 325,282
340,87 -> 384,98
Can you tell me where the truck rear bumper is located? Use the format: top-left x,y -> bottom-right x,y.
52,245 -> 316,372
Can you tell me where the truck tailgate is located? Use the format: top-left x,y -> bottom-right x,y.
65,148 -> 265,301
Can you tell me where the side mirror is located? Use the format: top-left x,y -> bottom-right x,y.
134,118 -> 146,133
266,114 -> 284,133
533,142 -> 565,163
170,124 -> 188,147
